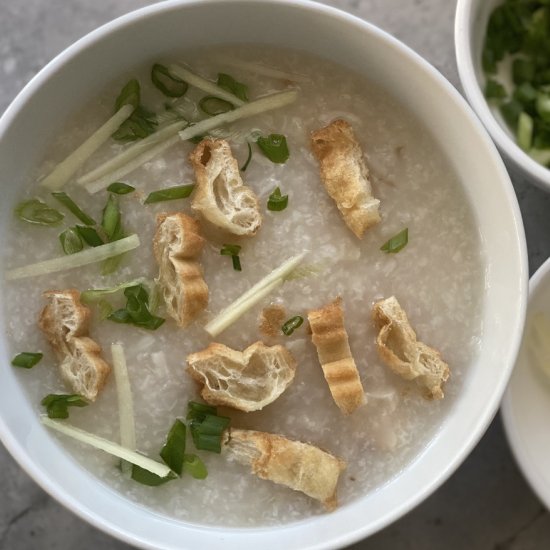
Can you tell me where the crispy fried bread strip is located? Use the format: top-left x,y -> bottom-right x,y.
308,297 -> 365,414
189,138 -> 261,236
153,213 -> 208,327
187,341 -> 296,412
38,289 -> 110,401
225,429 -> 346,511
310,119 -> 380,238
372,296 -> 450,400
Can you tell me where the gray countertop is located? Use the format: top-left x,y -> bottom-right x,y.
1,1 -> 549,548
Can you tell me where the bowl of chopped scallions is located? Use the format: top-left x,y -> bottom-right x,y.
456,0 -> 550,190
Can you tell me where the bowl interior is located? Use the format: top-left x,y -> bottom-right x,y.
0,1 -> 527,549
455,0 -> 550,190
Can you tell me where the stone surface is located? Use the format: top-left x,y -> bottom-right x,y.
1,0 -> 549,549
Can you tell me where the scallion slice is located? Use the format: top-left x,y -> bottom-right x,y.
115,79 -> 140,111
41,394 -> 88,419
159,420 -> 187,475
80,278 -> 148,304
131,465 -> 178,486
5,234 -> 140,280
15,199 -> 64,226
380,228 -> 409,253
107,182 -> 135,195
187,401 -> 217,419
199,96 -> 234,116
41,416 -> 173,479
51,192 -> 95,225
281,315 -> 303,336
101,194 -> 121,241
11,352 -> 43,369
108,284 -> 165,331
267,187 -> 288,211
75,225 -> 104,247
518,112 -> 534,151
59,228 -> 84,255
144,184 -> 195,204
220,244 -> 242,271
241,142 -> 253,171
485,79 -> 507,101
217,73 -> 248,102
257,134 -> 289,163
187,402 -> 230,454
183,453 -> 208,479
151,63 -> 188,97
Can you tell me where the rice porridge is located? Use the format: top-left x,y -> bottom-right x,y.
2,45 -> 485,526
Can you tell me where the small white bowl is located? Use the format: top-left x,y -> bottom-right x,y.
0,0 -> 528,548
455,0 -> 550,191
502,258 -> 550,511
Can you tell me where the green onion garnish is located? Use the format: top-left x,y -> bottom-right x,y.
217,73 -> 248,102
517,112 -> 534,150
380,228 -> 409,253
281,315 -> 303,336
485,79 -> 507,101
115,79 -> 140,111
15,199 -> 64,226
11,352 -> 43,369
187,401 -> 230,454
101,194 -> 122,241
199,96 -> 234,116
51,192 -> 95,225
107,182 -> 135,195
183,453 -> 208,479
256,133 -> 289,163
144,184 -> 195,204
241,142 -> 252,172
267,187 -> 288,211
41,394 -> 88,419
113,80 -> 157,142
159,420 -> 187,475
59,228 -> 84,255
220,244 -> 242,271
131,464 -> 177,486
75,225 -> 104,247
108,284 -> 165,331
187,401 -> 217,419
151,64 -> 188,98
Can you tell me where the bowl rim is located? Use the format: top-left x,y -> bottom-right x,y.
454,0 -> 550,191
0,0 -> 528,548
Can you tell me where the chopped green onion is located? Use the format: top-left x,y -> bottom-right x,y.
151,63 -> 188,97
485,79 -> 507,101
40,105 -> 135,191
101,194 -> 121,241
15,199 -> 64,226
11,352 -> 43,369
51,192 -> 95,225
144,184 -> 195,204
514,82 -> 537,107
115,79 -> 141,111
98,300 -> 113,319
241,142 -> 252,171
41,416 -> 173,478
187,402 -> 230,454
500,100 -> 523,128
217,73 -> 248,102
131,465 -> 178,486
108,284 -> 165,331
199,96 -> 234,116
513,58 -> 536,85
80,278 -> 148,304
518,112 -> 534,150
536,92 -> 550,123
107,182 -> 135,195
159,420 -> 187,475
183,453 -> 207,479
281,315 -> 304,336
220,244 -> 242,271
187,401 -> 217,419
256,134 -> 289,163
267,187 -> 289,211
5,234 -> 141,280
41,394 -> 88,419
205,252 -> 307,337
75,225 -> 104,247
59,228 -> 84,255
380,228 -> 409,253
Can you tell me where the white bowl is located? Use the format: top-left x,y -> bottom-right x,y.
502,258 -> 550,511
455,0 -> 550,191
0,0 -> 528,548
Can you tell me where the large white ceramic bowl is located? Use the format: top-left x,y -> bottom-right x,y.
455,0 -> 550,191
0,1 -> 528,548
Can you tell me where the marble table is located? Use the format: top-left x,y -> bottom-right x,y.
1,1 -> 549,548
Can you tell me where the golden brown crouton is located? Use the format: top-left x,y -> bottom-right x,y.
153,213 -> 208,327
38,289 -> 110,401
225,428 -> 346,511
372,296 -> 450,400
308,298 -> 365,415
310,119 -> 380,238
187,341 -> 296,412
189,138 -> 261,236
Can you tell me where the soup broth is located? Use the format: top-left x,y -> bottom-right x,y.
3,45 -> 484,526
